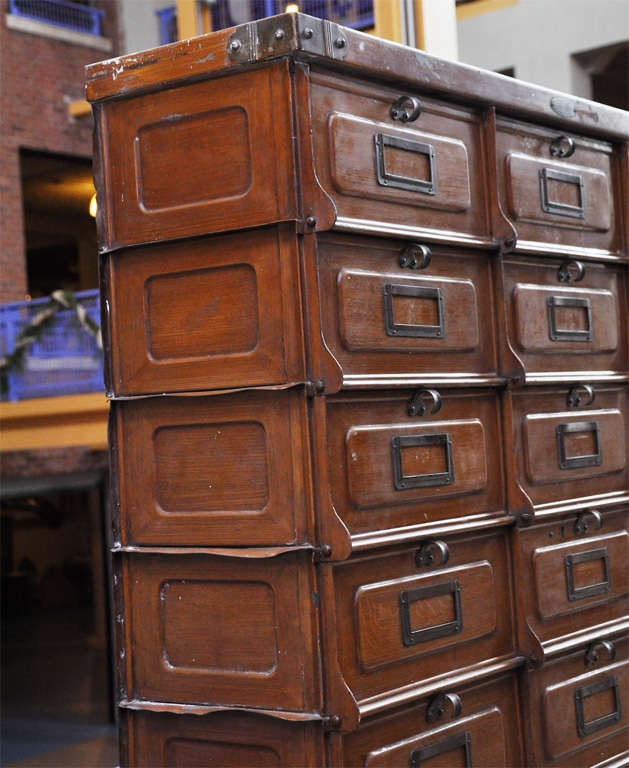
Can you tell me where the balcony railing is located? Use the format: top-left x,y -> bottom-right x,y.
0,290 -> 103,402
8,0 -> 105,35
156,5 -> 177,45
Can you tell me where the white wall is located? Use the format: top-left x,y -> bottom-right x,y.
119,0 -> 169,55
457,0 -> 629,97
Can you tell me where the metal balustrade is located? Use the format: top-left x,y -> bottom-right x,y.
8,0 -> 105,35
0,290 -> 103,401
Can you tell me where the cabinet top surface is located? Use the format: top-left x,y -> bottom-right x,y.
84,12 -> 629,141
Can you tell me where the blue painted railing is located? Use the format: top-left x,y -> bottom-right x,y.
0,290 -> 103,402
156,5 -> 177,45
8,0 -> 105,35
211,0 -> 374,32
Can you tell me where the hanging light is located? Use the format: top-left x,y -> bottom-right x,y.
285,3 -> 299,12
89,192 -> 97,218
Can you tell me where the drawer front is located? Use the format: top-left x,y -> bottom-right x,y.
515,509 -> 629,650
533,531 -> 629,621
124,552 -> 318,711
497,119 -> 619,256
317,236 -> 497,383
336,673 -> 523,768
125,709 -> 324,767
112,389 -> 310,547
326,390 -> 504,539
310,70 -> 489,244
96,63 -> 295,249
510,386 -> 628,510
503,257 -> 627,378
105,227 -> 303,395
327,533 -> 513,704
541,657 -> 629,762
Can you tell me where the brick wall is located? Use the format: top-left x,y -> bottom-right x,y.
0,4 -> 121,303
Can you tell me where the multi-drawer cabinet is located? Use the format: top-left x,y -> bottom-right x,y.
86,12 -> 629,767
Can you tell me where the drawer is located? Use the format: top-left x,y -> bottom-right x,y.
322,531 -> 514,713
496,118 -> 621,258
123,709 -> 324,767
331,671 -> 523,767
121,551 -> 319,712
514,508 -> 629,658
309,69 -> 490,246
94,62 -> 296,250
507,385 -> 629,514
322,389 -> 505,550
111,389 -> 311,547
525,636 -> 629,766
502,256 -> 628,382
103,226 -> 304,395
317,234 -> 498,388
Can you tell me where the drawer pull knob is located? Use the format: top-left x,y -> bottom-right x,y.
567,384 -> 595,408
425,692 -> 462,724
557,259 -> 585,283
390,95 -> 421,123
550,134 -> 576,158
585,639 -> 616,667
574,508 -> 602,535
415,539 -> 450,568
399,243 -> 431,270
408,388 -> 442,417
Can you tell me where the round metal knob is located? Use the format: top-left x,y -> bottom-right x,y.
425,692 -> 462,724
567,384 -> 595,409
408,388 -> 442,417
399,243 -> 431,270
550,135 -> 576,158
557,259 -> 585,283
574,509 -> 602,536
415,540 -> 450,568
585,639 -> 615,668
390,95 -> 421,123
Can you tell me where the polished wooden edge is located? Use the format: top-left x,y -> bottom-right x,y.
524,373 -> 629,385
534,493 -> 629,519
349,513 -> 514,553
106,381 -> 307,401
590,748 -> 629,768
342,374 -> 506,389
333,217 -> 494,249
536,617 -> 629,662
514,239 -> 627,262
111,544 -> 315,558
84,13 -> 629,142
357,655 -> 526,721
119,699 -> 324,722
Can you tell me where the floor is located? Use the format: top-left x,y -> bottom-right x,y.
1,608 -> 118,767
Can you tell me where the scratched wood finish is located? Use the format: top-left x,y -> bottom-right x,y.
121,551 -> 320,711
111,389 -> 311,547
330,671 -> 524,768
502,256 -> 628,381
320,531 -> 514,711
316,234 -> 498,386
496,117 -> 621,258
103,225 -> 304,395
523,636 -> 629,766
512,508 -> 629,658
122,709 -> 325,767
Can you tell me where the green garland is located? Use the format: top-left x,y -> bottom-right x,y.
0,290 -> 102,396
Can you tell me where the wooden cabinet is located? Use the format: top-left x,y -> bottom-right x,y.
87,12 -> 629,766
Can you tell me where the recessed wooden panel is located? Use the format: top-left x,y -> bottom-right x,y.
106,226 -> 304,395
98,63 -> 295,249
126,709 -> 324,768
326,389 -> 504,538
317,235 -> 497,384
327,532 -> 513,705
364,707 -> 505,768
496,119 -> 620,257
523,409 -> 626,485
503,257 -> 628,379
542,659 -> 629,761
310,70 -> 490,244
113,389 -> 310,546
355,561 -> 496,670
329,113 -> 471,212
126,552 -> 318,711
533,531 -> 629,620
346,419 -> 487,509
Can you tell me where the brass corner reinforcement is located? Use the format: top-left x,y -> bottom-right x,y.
227,13 -> 349,65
